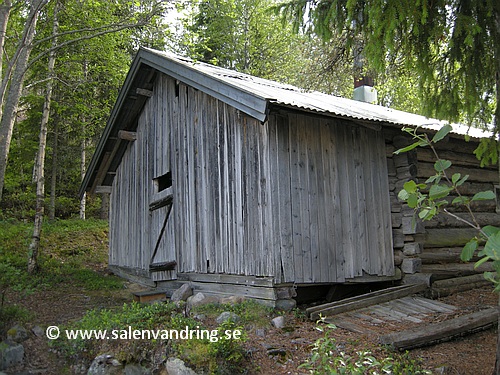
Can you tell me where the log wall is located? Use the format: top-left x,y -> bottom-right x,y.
384,127 -> 498,279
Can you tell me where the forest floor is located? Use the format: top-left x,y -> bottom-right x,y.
1,219 -> 498,374
4,283 -> 498,374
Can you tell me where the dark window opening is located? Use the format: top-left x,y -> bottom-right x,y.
155,172 -> 172,192
175,80 -> 180,97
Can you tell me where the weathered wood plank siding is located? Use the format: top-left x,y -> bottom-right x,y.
110,75 -> 176,282
110,73 -> 394,284
268,114 -> 394,283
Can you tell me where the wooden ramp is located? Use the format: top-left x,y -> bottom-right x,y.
307,284 -> 498,349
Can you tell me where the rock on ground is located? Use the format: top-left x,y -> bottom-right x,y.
165,358 -> 198,375
170,283 -> 193,302
0,341 -> 24,371
215,312 -> 240,324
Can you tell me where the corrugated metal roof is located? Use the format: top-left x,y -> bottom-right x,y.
147,48 -> 492,139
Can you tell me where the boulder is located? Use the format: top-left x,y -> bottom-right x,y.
170,284 -> 193,303
7,324 -> 29,343
165,358 -> 198,375
271,316 -> 286,329
124,363 -> 151,375
275,299 -> 296,311
219,295 -> 246,305
186,293 -> 219,309
215,312 -> 240,325
87,354 -> 123,375
0,341 -> 24,371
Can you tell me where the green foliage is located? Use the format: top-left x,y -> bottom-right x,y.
300,322 -> 431,374
192,299 -> 273,327
0,218 -> 121,291
54,301 -> 248,374
276,0 -> 498,129
175,0 -> 310,85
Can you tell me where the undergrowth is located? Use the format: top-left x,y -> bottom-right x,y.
0,218 -> 123,331
51,301 -> 248,374
300,321 -> 432,375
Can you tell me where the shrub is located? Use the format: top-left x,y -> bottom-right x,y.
300,322 -> 432,375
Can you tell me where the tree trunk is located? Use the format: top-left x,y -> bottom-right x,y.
0,1 -> 12,94
28,1 -> 59,274
80,137 -> 86,220
48,117 -> 58,221
493,3 -> 500,373
0,0 -> 43,203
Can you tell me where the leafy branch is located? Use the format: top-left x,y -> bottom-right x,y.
396,125 -> 500,290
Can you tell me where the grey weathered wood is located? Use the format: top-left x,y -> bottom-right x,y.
118,130 -> 137,141
421,262 -> 494,276
95,185 -> 112,194
308,284 -> 428,321
379,307 -> 499,350
136,87 -> 153,97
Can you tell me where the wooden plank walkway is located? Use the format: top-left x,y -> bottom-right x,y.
323,296 -> 457,333
311,284 -> 498,350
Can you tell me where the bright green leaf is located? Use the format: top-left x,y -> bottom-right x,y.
475,256 -> 491,268
429,184 -> 451,199
398,189 -> 409,201
483,226 -> 500,238
456,175 -> 469,186
452,196 -> 469,205
482,231 -> 500,260
432,124 -> 453,143
407,194 -> 418,208
451,173 -> 461,184
461,238 -> 478,261
471,191 -> 496,201
403,180 -> 418,193
394,140 -> 426,154
426,175 -> 439,184
434,159 -> 452,172
418,209 -> 430,219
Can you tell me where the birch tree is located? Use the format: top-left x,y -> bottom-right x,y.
28,0 -> 59,274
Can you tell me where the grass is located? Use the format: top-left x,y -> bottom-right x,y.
0,218 -> 123,332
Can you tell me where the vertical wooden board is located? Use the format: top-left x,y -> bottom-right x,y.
227,107 -> 238,274
222,104 -> 231,273
375,131 -> 394,275
359,127 -> 377,275
288,114 -> 305,282
186,87 -> 197,272
244,114 -> 255,275
206,96 -> 217,274
267,116 -> 282,282
259,117 -> 273,276
197,91 -> 208,273
336,124 -> 354,279
314,119 -> 329,282
327,121 -> 344,281
318,121 -> 334,282
253,118 -> 264,276
276,115 -> 295,282
233,109 -> 244,275
352,126 -> 370,275
165,75 -> 171,172
305,118 -> 320,282
368,130 -> 387,275
177,84 -> 187,272
299,119 -> 313,283
243,115 -> 253,275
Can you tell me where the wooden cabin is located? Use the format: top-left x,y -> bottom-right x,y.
80,47 -> 496,306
